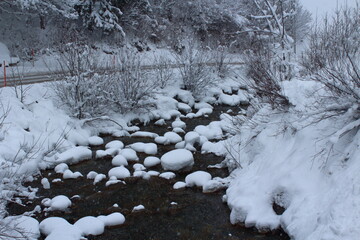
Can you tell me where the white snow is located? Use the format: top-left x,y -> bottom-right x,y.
43,195 -> 72,211
87,171 -> 98,179
39,217 -> 74,236
41,178 -> 50,189
185,171 -> 212,189
171,119 -> 186,129
93,173 -> 107,184
54,163 -> 69,174
88,136 -> 104,146
133,163 -> 146,171
120,148 -> 139,161
160,149 -> 194,171
108,166 -> 131,179
159,172 -> 176,180
154,119 -> 166,126
177,102 -> 192,113
63,169 -> 83,179
3,216 -> 40,240
74,216 -> 105,236
55,146 -> 92,164
143,156 -> 161,167
155,136 -> 170,145
132,204 -> 145,212
112,155 -> 128,166
163,132 -> 182,144
131,131 -> 159,138
129,142 -> 158,155
105,140 -> 124,149
218,93 -> 241,106
173,181 -> 186,189
97,212 -> 125,227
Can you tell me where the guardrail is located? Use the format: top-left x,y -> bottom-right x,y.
0,62 -> 245,87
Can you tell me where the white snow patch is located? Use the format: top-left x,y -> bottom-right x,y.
159,172 -> 176,180
164,132 -> 182,144
112,155 -> 128,166
97,212 -> 125,227
55,146 -> 92,164
120,148 -> 139,161
173,181 -> 186,189
132,204 -> 145,212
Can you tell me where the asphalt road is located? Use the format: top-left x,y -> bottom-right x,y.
0,62 -> 244,87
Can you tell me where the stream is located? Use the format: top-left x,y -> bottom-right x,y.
7,100 -> 289,240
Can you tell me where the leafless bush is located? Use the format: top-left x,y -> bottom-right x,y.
213,45 -> 231,78
152,55 -> 174,89
302,5 -> 360,114
9,65 -> 31,104
104,50 -> 156,114
243,51 -> 290,110
50,42 -> 107,119
175,42 -> 217,97
302,5 -> 360,73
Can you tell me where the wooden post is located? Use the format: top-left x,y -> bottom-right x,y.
3,61 -> 6,87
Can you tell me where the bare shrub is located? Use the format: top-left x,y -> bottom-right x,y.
51,42 -> 107,119
9,65 -> 31,104
104,50 -> 156,114
152,55 -> 174,89
302,5 -> 360,113
213,45 -> 231,78
174,41 -> 216,97
243,51 -> 290,110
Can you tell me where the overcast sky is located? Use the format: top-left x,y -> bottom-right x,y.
301,0 -> 358,18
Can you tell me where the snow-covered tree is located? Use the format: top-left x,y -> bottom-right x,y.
75,0 -> 125,36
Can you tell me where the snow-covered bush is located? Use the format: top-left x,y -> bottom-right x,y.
51,43 -> 107,119
152,55 -> 174,89
213,45 -> 231,78
243,51 -> 290,110
175,42 -> 217,97
302,5 -> 360,119
104,50 -> 156,114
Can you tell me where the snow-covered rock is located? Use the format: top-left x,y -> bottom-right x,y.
112,155 -> 128,166
97,212 -> 125,227
74,216 -> 105,236
108,166 -> 131,179
164,132 -> 182,144
131,131 -> 159,138
41,178 -> 50,189
132,204 -> 145,212
129,142 -> 157,155
43,195 -> 72,211
39,217 -> 73,236
159,172 -> 176,179
160,149 -> 194,171
155,136 -> 170,145
120,148 -> 139,161
173,181 -> 186,189
105,140 -> 124,149
177,102 -> 192,113
63,169 -> 83,179
88,136 -> 104,146
54,163 -> 69,174
143,156 -> 161,167
185,171 -> 212,188
4,216 -> 40,240
172,119 -> 186,129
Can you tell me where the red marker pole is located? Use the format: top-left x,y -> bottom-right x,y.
3,61 -> 6,87
32,49 -> 35,67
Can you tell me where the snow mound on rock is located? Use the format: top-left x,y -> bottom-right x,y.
74,216 -> 105,236
185,171 -> 212,188
108,166 -> 131,179
161,149 -> 194,171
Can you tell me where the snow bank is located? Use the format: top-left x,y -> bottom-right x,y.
160,149 -> 194,171
55,147 -> 92,164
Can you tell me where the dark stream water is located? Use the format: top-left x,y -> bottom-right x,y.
7,102 -> 289,240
